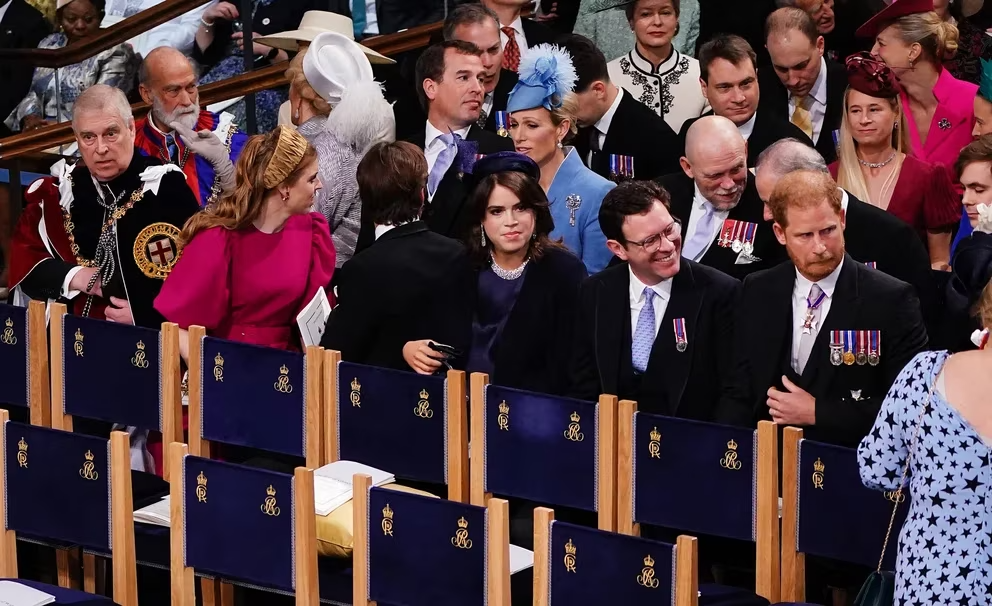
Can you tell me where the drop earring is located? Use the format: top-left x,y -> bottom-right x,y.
480,228 -> 487,247
557,140 -> 563,149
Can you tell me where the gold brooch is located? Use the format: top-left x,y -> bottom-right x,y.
133,222 -> 183,280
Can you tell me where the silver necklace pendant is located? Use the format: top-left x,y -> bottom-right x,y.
490,255 -> 528,281
858,151 -> 897,169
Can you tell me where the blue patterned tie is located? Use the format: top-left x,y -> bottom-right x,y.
351,0 -> 367,38
631,288 -> 657,374
427,132 -> 461,199
164,133 -> 179,164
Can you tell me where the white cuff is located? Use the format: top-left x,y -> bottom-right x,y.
61,266 -> 84,299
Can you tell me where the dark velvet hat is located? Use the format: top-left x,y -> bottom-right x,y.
471,152 -> 541,183
856,0 -> 935,39
845,52 -> 901,98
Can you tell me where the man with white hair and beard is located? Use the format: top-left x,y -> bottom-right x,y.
134,47 -> 247,206
657,115 -> 780,280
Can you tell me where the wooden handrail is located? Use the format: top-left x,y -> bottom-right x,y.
0,0 -> 213,68
0,18 -> 444,160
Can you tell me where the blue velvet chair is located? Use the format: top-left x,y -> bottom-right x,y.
167,442 -> 319,605
350,472 -> 511,606
617,401 -> 780,604
469,374 -> 617,531
0,410 -> 137,605
187,325 -> 321,469
779,427 -> 909,603
532,506 -> 699,606
0,301 -> 50,425
323,350 -> 468,501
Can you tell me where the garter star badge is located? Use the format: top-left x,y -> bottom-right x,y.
133,222 -> 183,279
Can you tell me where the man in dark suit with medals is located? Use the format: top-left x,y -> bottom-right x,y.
753,138 -> 939,339
569,180 -> 740,421
562,34 -> 682,181
679,34 -> 814,167
660,115 -> 780,280
7,85 -> 200,328
717,169 -> 927,447
355,40 -> 513,253
443,4 -> 518,138
761,8 -> 848,163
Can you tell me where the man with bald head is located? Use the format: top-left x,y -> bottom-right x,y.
659,115 -> 780,279
755,138 -> 937,326
717,168 -> 927,447
134,47 -> 248,206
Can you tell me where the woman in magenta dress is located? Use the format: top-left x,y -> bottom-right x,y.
155,125 -> 336,353
831,53 -> 960,269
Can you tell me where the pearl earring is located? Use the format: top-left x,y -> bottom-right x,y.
557,140 -> 563,149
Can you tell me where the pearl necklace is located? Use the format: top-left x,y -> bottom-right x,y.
490,255 -> 528,281
858,151 -> 897,169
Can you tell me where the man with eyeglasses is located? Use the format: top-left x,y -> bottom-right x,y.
660,114 -> 780,280
134,46 -> 247,206
567,179 -> 740,420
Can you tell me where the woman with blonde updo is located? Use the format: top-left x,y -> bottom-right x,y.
857,0 -> 977,173
155,125 -> 336,354
280,31 -> 394,266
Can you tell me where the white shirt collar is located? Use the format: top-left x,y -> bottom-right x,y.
508,15 -> 524,37
0,1 -> 14,22
839,188 -> 850,213
794,259 -> 843,300
797,57 -> 829,107
426,120 -> 471,149
629,265 -> 673,305
595,87 -> 624,136
737,111 -> 758,140
374,221 -> 412,240
147,112 -> 173,136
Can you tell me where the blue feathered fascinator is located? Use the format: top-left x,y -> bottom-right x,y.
980,58 -> 992,102
506,44 -> 578,114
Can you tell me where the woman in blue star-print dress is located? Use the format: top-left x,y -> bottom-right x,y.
858,231 -> 992,604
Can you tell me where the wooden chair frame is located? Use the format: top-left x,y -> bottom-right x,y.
352,473 -> 510,606
532,507 -> 698,606
617,401 -> 780,602
186,325 -> 322,469
168,442 -> 319,606
322,350 -> 469,502
469,373 -> 617,531
18,300 -> 51,427
0,409 -> 138,605
780,426 -> 805,602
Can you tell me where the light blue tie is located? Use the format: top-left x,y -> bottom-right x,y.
683,201 -> 718,261
427,132 -> 460,198
351,0 -> 367,39
631,288 -> 657,374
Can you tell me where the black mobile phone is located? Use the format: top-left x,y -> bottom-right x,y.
428,341 -> 462,359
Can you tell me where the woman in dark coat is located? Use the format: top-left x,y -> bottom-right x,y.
463,152 -> 588,396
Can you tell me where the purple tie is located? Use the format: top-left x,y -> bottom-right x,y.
683,201 -> 718,261
428,132 -> 461,198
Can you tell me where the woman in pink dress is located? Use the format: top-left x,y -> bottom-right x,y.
155,125 -> 336,353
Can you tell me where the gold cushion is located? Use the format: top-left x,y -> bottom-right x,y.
315,483 -> 439,558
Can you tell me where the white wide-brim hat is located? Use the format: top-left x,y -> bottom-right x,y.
257,11 -> 394,65
302,31 -> 376,107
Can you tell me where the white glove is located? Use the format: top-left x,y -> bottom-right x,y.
170,121 -> 236,195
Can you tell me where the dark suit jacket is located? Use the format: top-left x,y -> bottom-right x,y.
757,59 -> 847,163
321,222 -> 473,372
330,0 -> 473,35
697,0 -> 777,66
477,247 -> 587,395
678,109 -> 814,167
716,255 -> 928,447
660,171 -> 781,280
574,91 -> 682,181
0,0 -> 49,136
521,17 -> 558,47
568,260 -> 741,421
355,124 -> 514,253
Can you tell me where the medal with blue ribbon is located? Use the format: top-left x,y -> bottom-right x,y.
673,318 -> 688,353
843,330 -> 856,365
868,330 -> 880,366
609,154 -> 635,182
742,222 -> 757,256
495,111 -> 509,137
864,261 -> 877,269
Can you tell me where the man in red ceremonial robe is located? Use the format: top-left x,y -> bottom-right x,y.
133,47 -> 247,207
8,84 -> 200,327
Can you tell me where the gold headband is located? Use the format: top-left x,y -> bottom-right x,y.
262,126 -> 310,189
